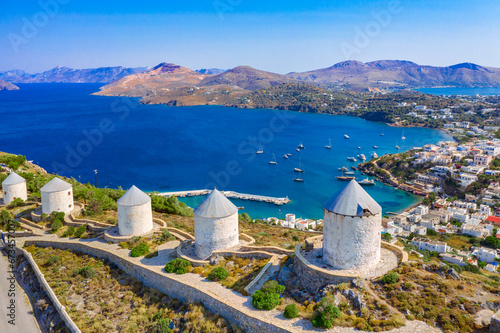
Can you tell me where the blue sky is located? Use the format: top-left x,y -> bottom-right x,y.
1,0 -> 499,73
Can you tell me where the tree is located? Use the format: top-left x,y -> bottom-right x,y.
382,233 -> 392,242
381,272 -> 399,284
422,197 -> 431,206
427,229 -> 438,236
481,235 -> 500,249
428,192 -> 437,204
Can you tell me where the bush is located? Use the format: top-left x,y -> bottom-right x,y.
154,318 -> 171,333
463,264 -> 481,274
74,225 -> 86,238
208,267 -> 229,281
130,243 -> 149,257
164,258 -> 192,274
292,235 -> 299,241
252,289 -> 281,310
284,304 -> 299,318
45,255 -> 61,266
8,197 -> 24,208
427,229 -> 438,236
382,233 -> 392,242
51,220 -> 63,233
73,266 -> 95,278
63,226 -> 75,237
381,272 -> 399,285
262,280 -> 285,295
312,305 -> 341,329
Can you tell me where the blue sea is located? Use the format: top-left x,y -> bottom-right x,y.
0,84 -> 453,219
415,87 -> 500,96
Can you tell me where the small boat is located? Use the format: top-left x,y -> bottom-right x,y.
269,153 -> 278,165
283,154 -> 288,159
296,148 -> 300,152
325,138 -> 332,149
298,142 -> 305,149
396,145 -> 400,150
371,152 -> 378,158
338,166 -> 348,172
347,157 -> 357,162
294,160 -> 305,173
286,153 -> 292,157
345,171 -> 355,175
381,132 -> 384,136
373,145 -> 378,149
402,130 -> 406,140
344,134 -> 349,139
357,146 -> 361,150
359,178 -> 375,185
351,166 -> 357,170
256,143 -> 263,154
293,177 -> 304,182
357,154 -> 366,161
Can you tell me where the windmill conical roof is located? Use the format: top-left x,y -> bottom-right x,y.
194,189 -> 238,218
40,177 -> 72,193
2,172 -> 25,186
117,185 -> 151,206
324,180 -> 381,217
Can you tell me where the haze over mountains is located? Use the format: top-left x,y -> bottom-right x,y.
0,66 -> 147,84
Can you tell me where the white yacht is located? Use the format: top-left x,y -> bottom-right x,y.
256,143 -> 263,154
269,153 -> 278,165
402,130 -> 406,140
347,157 -> 357,162
344,134 -> 349,139
357,154 -> 366,161
371,151 -> 378,158
359,178 -> 375,185
325,138 -> 332,149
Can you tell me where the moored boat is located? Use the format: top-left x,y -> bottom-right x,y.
359,178 -> 375,185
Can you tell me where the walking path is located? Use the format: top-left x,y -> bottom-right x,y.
0,249 -> 41,333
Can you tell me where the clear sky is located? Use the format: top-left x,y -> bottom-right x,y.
1,0 -> 499,73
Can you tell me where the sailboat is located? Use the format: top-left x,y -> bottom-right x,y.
294,159 -> 305,173
256,143 -> 263,154
325,138 -> 332,149
381,131 -> 384,136
293,175 -> 304,182
337,170 -> 355,181
395,140 -> 400,150
268,153 -> 278,165
298,142 -> 305,149
344,134 -> 349,139
401,130 -> 406,140
283,154 -> 288,159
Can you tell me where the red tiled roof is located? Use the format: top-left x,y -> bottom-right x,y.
487,216 -> 500,223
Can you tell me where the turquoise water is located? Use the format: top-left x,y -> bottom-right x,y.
415,87 -> 500,96
0,84 -> 453,219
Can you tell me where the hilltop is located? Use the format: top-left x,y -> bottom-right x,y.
0,79 -> 19,90
287,60 -> 500,90
0,66 -> 146,84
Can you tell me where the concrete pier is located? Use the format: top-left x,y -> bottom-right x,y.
156,190 -> 290,205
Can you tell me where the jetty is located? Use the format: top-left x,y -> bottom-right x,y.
156,189 -> 290,205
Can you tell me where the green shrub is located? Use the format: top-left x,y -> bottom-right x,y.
74,225 -> 86,238
292,235 -> 299,241
51,220 -> 63,233
130,243 -> 149,257
381,272 -> 399,285
154,318 -> 171,333
312,305 -> 341,329
208,267 -> 229,281
164,258 -> 192,274
252,289 -> 281,310
284,304 -> 299,318
463,264 -> 481,274
73,266 -> 95,278
262,280 -> 285,295
45,255 -> 61,266
63,226 -> 75,237
8,197 -> 24,208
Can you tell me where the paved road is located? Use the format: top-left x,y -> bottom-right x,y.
0,248 -> 41,333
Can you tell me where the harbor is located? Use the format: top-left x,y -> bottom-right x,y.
157,189 -> 291,205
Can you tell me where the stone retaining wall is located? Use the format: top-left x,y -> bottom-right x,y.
381,241 -> 408,263
20,217 -> 47,230
293,244 -> 357,293
243,258 -> 275,294
23,239 -> 291,333
240,245 -> 293,255
12,244 -> 81,333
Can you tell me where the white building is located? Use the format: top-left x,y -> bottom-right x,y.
442,254 -> 466,266
1,172 -> 27,205
323,180 -> 382,270
459,173 -> 478,187
117,186 -> 153,237
415,226 -> 427,236
474,247 -> 497,263
194,189 -> 239,259
414,205 -> 429,216
40,178 -> 73,215
411,237 -> 449,253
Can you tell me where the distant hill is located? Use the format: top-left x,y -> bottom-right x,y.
287,60 -> 500,89
94,63 -> 209,97
196,68 -> 226,75
95,63 -> 298,101
0,66 -> 146,84
199,66 -> 297,90
0,79 -> 19,90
